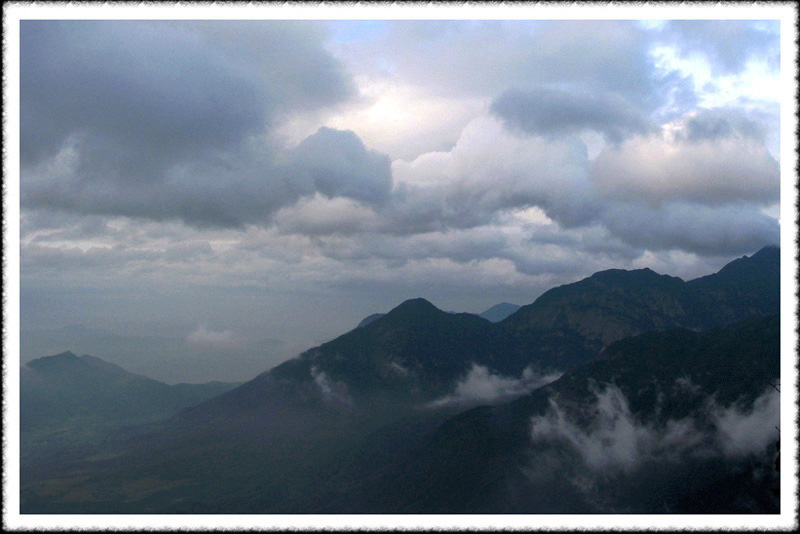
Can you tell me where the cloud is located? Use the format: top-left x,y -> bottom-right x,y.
22,21 -> 263,170
491,86 -> 655,143
598,202 -> 780,256
428,364 -> 561,408
22,125 -> 390,229
273,194 -> 380,236
368,21 -> 665,106
531,385 -> 658,471
20,21 -> 373,229
679,108 -> 767,143
386,115 -> 598,233
185,325 -> 237,349
713,386 -> 780,458
310,366 -> 353,406
590,119 -> 779,207
658,20 -> 780,75
529,384 -> 780,473
21,21 -> 353,166
286,127 -> 392,206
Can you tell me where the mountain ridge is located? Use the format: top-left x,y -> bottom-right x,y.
20,247 -> 781,514
180,246 -> 779,425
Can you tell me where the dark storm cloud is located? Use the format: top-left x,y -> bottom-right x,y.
659,20 -> 780,74
21,21 -> 267,169
22,125 -> 391,229
20,20 -> 369,228
599,202 -> 779,257
490,86 -> 656,143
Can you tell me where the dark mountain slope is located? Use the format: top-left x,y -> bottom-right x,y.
189,298 -> 504,419
685,245 -> 781,327
496,246 -> 779,370
20,247 -> 781,514
365,315 -> 780,513
356,313 -> 385,329
169,247 -> 781,436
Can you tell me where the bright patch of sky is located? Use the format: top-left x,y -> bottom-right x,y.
651,44 -> 780,109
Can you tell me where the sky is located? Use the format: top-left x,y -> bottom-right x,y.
9,5 -> 794,383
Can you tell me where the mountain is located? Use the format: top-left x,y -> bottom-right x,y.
22,351 -> 239,432
266,247 -> 778,408
496,245 -> 779,370
350,314 -> 780,513
19,247 -> 781,514
23,315 -> 780,514
356,313 -> 385,328
479,302 -> 521,322
184,298 -> 503,422
21,324 -> 289,384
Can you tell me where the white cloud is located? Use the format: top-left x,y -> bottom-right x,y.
185,325 -> 237,349
590,120 -> 779,207
529,383 -> 780,473
311,366 -> 353,406
531,385 -> 657,471
273,194 -> 380,236
428,364 -> 561,408
713,387 -> 780,457
388,115 -> 597,232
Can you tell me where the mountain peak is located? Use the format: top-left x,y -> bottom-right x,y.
389,298 -> 441,316
26,351 -> 80,369
705,245 -> 779,280
751,244 -> 779,262
587,267 -> 675,288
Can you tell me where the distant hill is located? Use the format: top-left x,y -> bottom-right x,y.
478,302 -> 521,322
21,324 -> 288,384
22,351 -> 239,432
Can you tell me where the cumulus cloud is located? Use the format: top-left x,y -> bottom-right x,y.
598,202 -> 780,257
387,115 -> 598,233
22,124 -> 390,229
428,364 -> 561,408
529,384 -> 780,473
590,122 -> 779,207
20,21 -> 378,229
491,86 -> 655,143
286,127 -> 393,206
